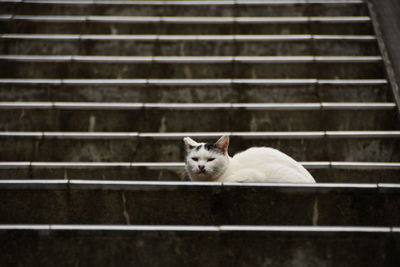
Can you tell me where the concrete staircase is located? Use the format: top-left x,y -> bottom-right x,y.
0,0 -> 399,266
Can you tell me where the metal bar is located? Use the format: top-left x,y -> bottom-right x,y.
0,34 -> 377,42
1,131 -> 400,139
317,79 -> 387,85
330,162 -> 400,169
1,15 -> 371,24
222,182 -> 378,188
0,225 -> 51,231
321,102 -> 396,110
0,161 -> 399,170
2,223 -> 385,233
0,224 -> 391,233
0,0 -> 366,5
0,179 -> 384,190
0,79 -> 388,86
0,224 -> 220,232
68,180 -> 220,187
325,131 -> 400,138
0,102 -> 395,110
219,225 -> 390,233
0,55 -> 383,63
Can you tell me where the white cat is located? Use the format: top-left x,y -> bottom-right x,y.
184,136 -> 316,183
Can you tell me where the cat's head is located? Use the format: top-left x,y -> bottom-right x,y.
183,135 -> 230,181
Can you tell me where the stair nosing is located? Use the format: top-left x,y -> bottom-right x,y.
0,34 -> 378,42
0,101 -> 395,110
0,78 -> 387,85
2,15 -> 372,24
0,55 -> 383,63
0,179 -> 384,189
0,161 -> 399,170
1,131 -> 400,139
0,0 -> 367,6
0,224 -> 392,234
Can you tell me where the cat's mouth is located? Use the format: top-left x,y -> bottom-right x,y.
197,169 -> 207,175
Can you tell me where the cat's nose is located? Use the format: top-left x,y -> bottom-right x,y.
198,165 -> 205,170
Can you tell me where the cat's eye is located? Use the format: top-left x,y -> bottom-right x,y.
207,158 -> 215,162
191,157 -> 199,161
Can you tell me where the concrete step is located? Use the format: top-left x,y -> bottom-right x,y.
0,15 -> 374,35
0,34 -> 380,56
0,180 -> 399,226
0,56 -> 384,79
1,224 -> 398,267
0,102 -> 397,131
1,131 -> 399,162
0,78 -> 390,102
2,0 -> 369,17
0,161 -> 399,182
0,1 -> 398,265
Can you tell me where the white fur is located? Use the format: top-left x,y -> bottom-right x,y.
184,136 -> 316,183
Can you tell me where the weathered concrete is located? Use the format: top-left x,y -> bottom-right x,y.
1,38 -> 380,56
0,61 -> 384,79
1,137 -> 399,162
0,227 -> 398,267
0,84 -> 390,102
368,0 -> 400,114
5,2 -> 369,17
0,109 -> 396,132
0,183 -> 399,226
1,167 -> 399,183
0,1 -> 398,266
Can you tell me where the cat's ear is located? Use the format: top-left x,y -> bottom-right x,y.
183,137 -> 199,152
215,135 -> 229,154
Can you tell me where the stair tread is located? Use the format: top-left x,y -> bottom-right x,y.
0,223 -> 397,267
0,179 -> 399,225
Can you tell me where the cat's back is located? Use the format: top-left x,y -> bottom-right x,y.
231,147 -> 315,183
232,147 -> 290,163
